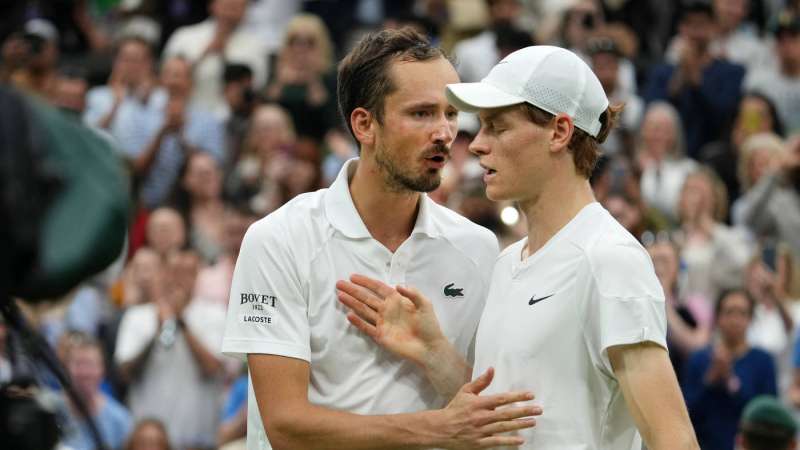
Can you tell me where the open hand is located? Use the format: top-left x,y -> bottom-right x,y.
437,367 -> 541,449
336,274 -> 446,366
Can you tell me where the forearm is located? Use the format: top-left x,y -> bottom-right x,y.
611,344 -> 699,450
743,174 -> 781,232
133,128 -> 168,175
421,339 -> 472,400
97,102 -> 120,129
217,409 -> 247,446
666,307 -> 708,354
265,404 -> 444,450
635,372 -> 698,450
777,301 -> 794,334
118,338 -> 157,383
667,70 -> 688,98
181,322 -> 223,377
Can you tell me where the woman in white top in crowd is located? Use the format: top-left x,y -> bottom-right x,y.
637,101 -> 697,223
678,166 -> 753,304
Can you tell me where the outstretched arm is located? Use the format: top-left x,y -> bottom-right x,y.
249,354 -> 539,450
337,275 -> 472,399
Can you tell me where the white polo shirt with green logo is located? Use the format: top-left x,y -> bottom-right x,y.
473,202 -> 668,450
222,158 -> 499,450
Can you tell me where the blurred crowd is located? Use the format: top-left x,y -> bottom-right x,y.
1,0 -> 800,449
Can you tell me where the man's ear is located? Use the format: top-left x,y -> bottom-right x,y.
351,107 -> 375,147
550,113 -> 574,153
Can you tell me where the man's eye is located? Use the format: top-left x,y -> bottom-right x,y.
413,111 -> 431,118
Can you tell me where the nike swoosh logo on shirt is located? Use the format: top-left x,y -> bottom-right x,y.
528,294 -> 554,306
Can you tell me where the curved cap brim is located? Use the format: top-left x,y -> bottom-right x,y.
445,82 -> 527,113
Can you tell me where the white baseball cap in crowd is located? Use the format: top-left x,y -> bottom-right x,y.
446,45 -> 609,137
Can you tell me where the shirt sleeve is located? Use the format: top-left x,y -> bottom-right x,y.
221,215 -> 311,362
82,88 -> 111,128
114,305 -> 158,364
583,240 -> 668,376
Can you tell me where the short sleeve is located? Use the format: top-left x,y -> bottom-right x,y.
583,241 -> 668,376
82,87 -> 111,127
114,304 -> 158,364
221,216 -> 311,362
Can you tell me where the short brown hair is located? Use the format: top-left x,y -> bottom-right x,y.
521,102 -> 624,178
337,27 -> 446,139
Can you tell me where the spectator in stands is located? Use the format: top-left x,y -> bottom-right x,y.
225,104 -> 296,215
169,152 -> 227,264
451,0 -> 524,82
665,0 -> 772,71
163,0 -> 267,117
744,12 -> 800,134
194,207 -> 256,309
678,167 -> 752,303
556,0 -> 604,58
26,1 -> 110,57
122,247 -> 162,307
647,236 -> 712,377
84,36 -> 156,133
8,19 -> 60,97
221,63 -> 255,171
683,289 -> 778,450
554,0 -> 639,98
636,102 -> 696,223
700,93 -> 785,212
115,250 -> 226,450
603,191 -> 647,239
587,36 -> 643,158
61,333 -> 133,450
52,66 -> 88,117
125,56 -> 225,210
645,2 -> 745,157
739,134 -> 800,260
144,207 -> 186,261
744,251 -> 794,375
736,395 -> 797,450
731,133 -> 787,225
125,418 -> 172,450
265,13 -> 338,146
242,0 -> 302,55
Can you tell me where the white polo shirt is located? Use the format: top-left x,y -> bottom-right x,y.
474,202 -> 667,450
222,158 -> 499,450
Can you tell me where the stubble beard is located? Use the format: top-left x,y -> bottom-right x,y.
374,142 -> 443,193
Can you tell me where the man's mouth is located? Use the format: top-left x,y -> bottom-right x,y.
480,163 -> 496,175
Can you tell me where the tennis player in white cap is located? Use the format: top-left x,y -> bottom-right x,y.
337,46 -> 700,449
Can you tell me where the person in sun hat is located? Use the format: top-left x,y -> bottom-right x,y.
337,45 -> 700,449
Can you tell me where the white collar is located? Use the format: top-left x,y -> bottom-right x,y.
323,158 -> 440,240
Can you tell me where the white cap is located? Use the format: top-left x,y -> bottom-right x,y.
446,45 -> 609,137
25,19 -> 59,43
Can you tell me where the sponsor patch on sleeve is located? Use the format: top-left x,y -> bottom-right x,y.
238,292 -> 278,324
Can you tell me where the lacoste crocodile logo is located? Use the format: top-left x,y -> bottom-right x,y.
443,283 -> 464,298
